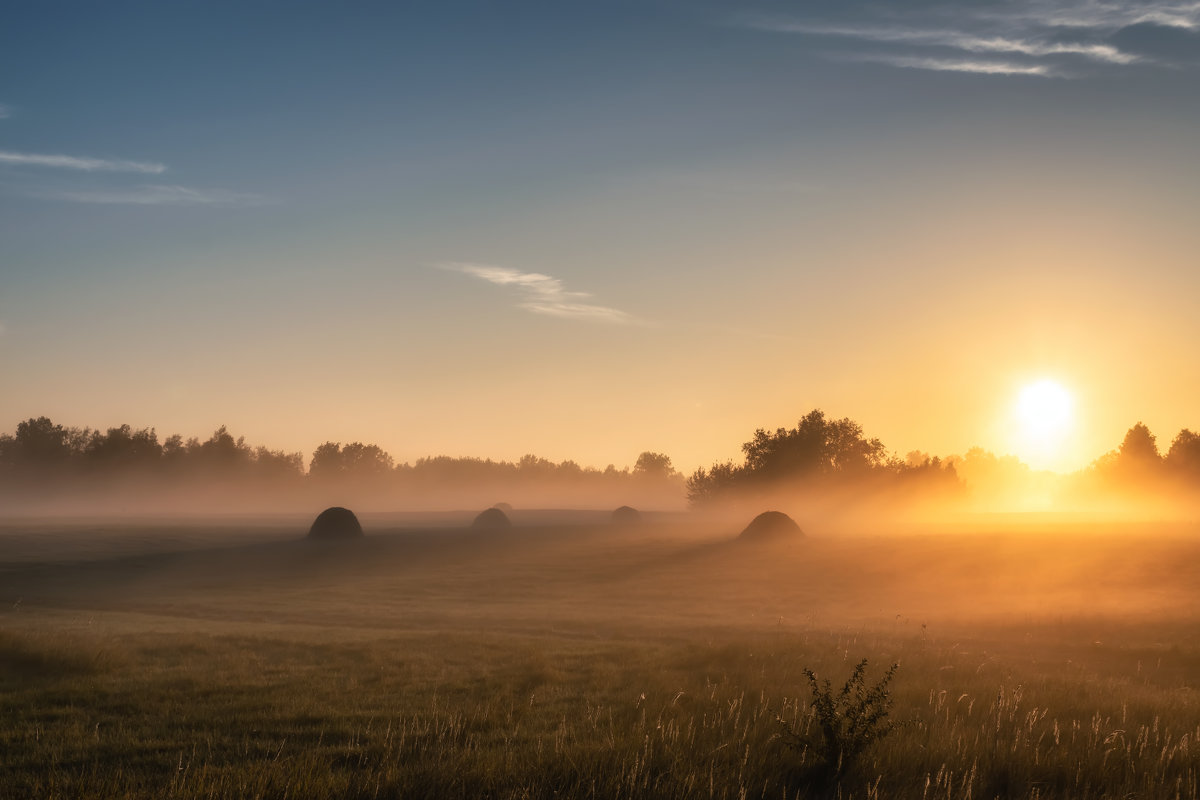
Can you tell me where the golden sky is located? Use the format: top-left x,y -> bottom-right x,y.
3,2 -> 1199,474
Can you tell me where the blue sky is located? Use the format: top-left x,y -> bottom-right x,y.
3,1 -> 1199,471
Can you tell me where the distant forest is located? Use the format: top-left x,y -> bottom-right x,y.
0,417 -> 683,513
2,411 -> 1199,515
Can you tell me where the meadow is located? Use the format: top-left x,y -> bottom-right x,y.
1,511 -> 1199,799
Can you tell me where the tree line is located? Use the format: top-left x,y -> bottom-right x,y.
685,410 -> 960,506
4,412 -> 1198,513
0,416 -> 683,512
685,409 -> 1200,508
1086,423 -> 1200,487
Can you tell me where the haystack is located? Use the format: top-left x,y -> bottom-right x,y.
738,511 -> 803,542
473,507 -> 512,528
492,502 -> 514,513
308,506 -> 364,539
611,505 -> 642,524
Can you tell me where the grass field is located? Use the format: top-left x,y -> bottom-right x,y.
2,512 -> 1199,798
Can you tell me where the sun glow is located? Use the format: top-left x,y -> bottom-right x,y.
1013,379 -> 1075,470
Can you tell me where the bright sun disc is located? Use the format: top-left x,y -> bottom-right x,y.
1016,379 -> 1073,438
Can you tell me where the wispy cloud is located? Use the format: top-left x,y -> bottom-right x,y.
852,54 -> 1055,76
0,112 -> 269,210
48,184 -> 270,206
752,22 -> 1137,65
737,1 -> 1200,77
0,149 -> 166,174
443,263 -> 635,324
1006,2 -> 1200,32
0,104 -> 10,119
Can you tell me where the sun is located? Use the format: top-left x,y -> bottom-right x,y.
1017,380 -> 1073,437
1013,379 -> 1075,468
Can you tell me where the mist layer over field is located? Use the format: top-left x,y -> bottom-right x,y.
5,510 -> 1198,630
3,512 -> 1199,798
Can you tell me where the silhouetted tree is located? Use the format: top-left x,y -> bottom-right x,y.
949,447 -> 1029,482
1095,422 -> 1164,486
309,441 -> 393,478
1083,422 -> 1172,496
688,410 -> 888,505
341,442 -> 394,474
1118,423 -> 1161,466
898,453 -> 959,488
517,454 -> 556,476
633,451 -> 677,479
0,414 -> 687,511
409,455 -> 518,485
557,459 -> 584,478
686,410 -> 951,506
162,433 -> 187,463
253,446 -> 304,479
742,410 -> 887,479
84,425 -> 163,468
12,416 -> 73,466
309,442 -> 343,477
686,460 -> 741,506
1166,429 -> 1200,476
190,426 -> 253,472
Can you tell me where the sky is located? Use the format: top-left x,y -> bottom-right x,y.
2,0 -> 1199,474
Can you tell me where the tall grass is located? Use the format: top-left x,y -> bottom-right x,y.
2,625 -> 1199,799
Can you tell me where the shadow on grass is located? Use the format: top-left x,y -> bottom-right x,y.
0,630 -> 120,681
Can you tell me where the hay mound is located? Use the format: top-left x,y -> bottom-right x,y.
308,506 -> 364,540
738,511 -> 803,542
611,505 -> 642,524
492,502 -> 514,513
473,507 -> 512,529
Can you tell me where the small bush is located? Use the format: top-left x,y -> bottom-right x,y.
779,658 -> 898,776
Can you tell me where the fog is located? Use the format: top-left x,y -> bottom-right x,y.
4,509 -> 1198,644
5,412 -> 1199,524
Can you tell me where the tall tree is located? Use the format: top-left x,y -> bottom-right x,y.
1166,429 -> 1200,475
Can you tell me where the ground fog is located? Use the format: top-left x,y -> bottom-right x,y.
1,511 -> 1198,798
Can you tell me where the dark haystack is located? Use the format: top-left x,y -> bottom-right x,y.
473,507 -> 512,529
611,505 -> 642,524
492,502 -> 514,513
308,506 -> 364,540
738,511 -> 804,542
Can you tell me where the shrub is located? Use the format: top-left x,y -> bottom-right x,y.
779,658 -> 899,776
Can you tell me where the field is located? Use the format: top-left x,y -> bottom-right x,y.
2,511 -> 1199,799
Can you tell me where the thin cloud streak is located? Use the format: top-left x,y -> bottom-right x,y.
737,1 -> 1200,77
443,263 -> 635,324
750,21 -> 1137,64
0,150 -> 166,174
50,184 -> 270,206
0,104 -> 10,119
1010,2 -> 1200,31
853,54 -> 1055,76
